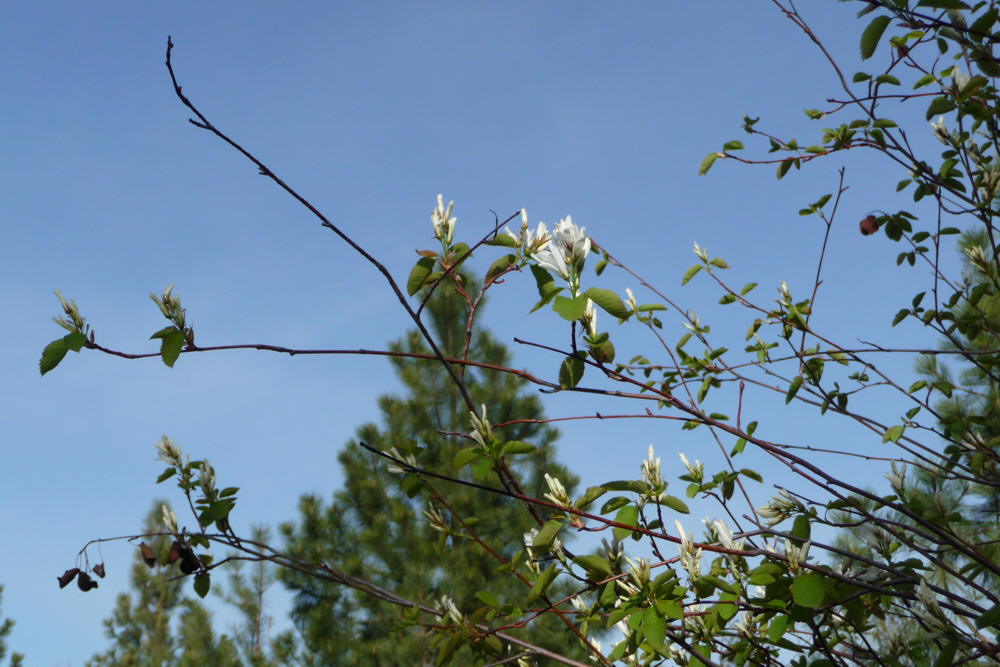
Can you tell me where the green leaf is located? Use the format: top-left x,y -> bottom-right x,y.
575,485 -> 607,510
559,354 -> 585,389
194,572 -> 211,598
925,96 -> 956,120
485,254 -> 515,282
573,555 -> 613,578
454,447 -> 484,469
500,440 -> 536,456
722,140 -> 744,151
975,602 -> 1000,629
643,606 -> 666,650
656,495 -> 690,514
916,0 -> 970,8
39,338 -> 70,376
601,496 -> 630,514
64,331 -> 87,352
155,467 -> 176,484
526,563 -> 559,604
553,295 -> 588,321
475,590 -> 500,608
785,376 -> 803,404
791,515 -> 811,541
155,329 -> 185,368
406,257 -> 436,296
698,152 -> 721,176
681,264 -> 702,285
533,519 -> 564,551
584,287 -> 629,319
767,614 -> 790,642
613,504 -> 639,541
860,15 -> 891,60
882,425 -> 905,443
791,573 -> 825,608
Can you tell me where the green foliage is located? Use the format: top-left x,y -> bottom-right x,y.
0,586 -> 23,667
279,278 -> 586,664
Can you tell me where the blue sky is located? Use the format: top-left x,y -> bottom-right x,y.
2,2 -> 957,663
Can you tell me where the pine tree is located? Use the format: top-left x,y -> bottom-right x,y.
279,278 -> 586,664
0,586 -> 23,667
87,503 -> 241,667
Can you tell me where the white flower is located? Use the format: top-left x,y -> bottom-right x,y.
439,595 -> 463,623
161,504 -> 178,533
431,194 -> 456,244
468,404 -> 493,449
544,473 -> 570,506
384,446 -> 417,474
641,445 -> 662,488
155,436 -> 182,466
952,66 -> 970,92
678,452 -> 703,480
693,242 -> 709,262
930,116 -> 949,144
581,299 -> 598,337
531,215 -> 590,280
778,280 -> 791,301
625,288 -> 638,314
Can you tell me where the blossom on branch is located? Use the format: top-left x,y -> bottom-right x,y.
530,215 -> 590,280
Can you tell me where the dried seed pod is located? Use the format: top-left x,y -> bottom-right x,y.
179,550 -> 202,575
57,568 -> 80,589
93,563 -> 106,579
168,541 -> 183,565
77,571 -> 99,592
860,215 -> 878,236
139,542 -> 157,568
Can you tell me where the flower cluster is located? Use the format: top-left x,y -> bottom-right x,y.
531,216 -> 591,282
431,194 -> 456,245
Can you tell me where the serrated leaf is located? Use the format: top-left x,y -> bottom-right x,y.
584,287 -> 629,319
860,15 -> 891,60
553,295 -> 588,321
406,257 -> 436,296
65,331 -> 87,352
500,440 -> 536,456
39,337 -> 70,376
559,354 -> 585,389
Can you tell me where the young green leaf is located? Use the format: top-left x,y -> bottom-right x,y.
559,354 -> 585,389
584,287 -> 629,319
406,257 -> 436,296
860,15 -> 891,60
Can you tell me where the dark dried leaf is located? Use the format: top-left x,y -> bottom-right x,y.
93,563 -> 106,578
860,215 -> 878,235
57,568 -> 80,589
179,551 -> 201,575
77,571 -> 98,591
168,541 -> 183,564
139,542 -> 156,568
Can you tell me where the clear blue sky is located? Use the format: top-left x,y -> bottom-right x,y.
2,2 -> 953,663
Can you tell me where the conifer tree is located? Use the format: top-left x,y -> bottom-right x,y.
0,586 -> 23,667
87,503 -> 241,667
279,277 -> 586,664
